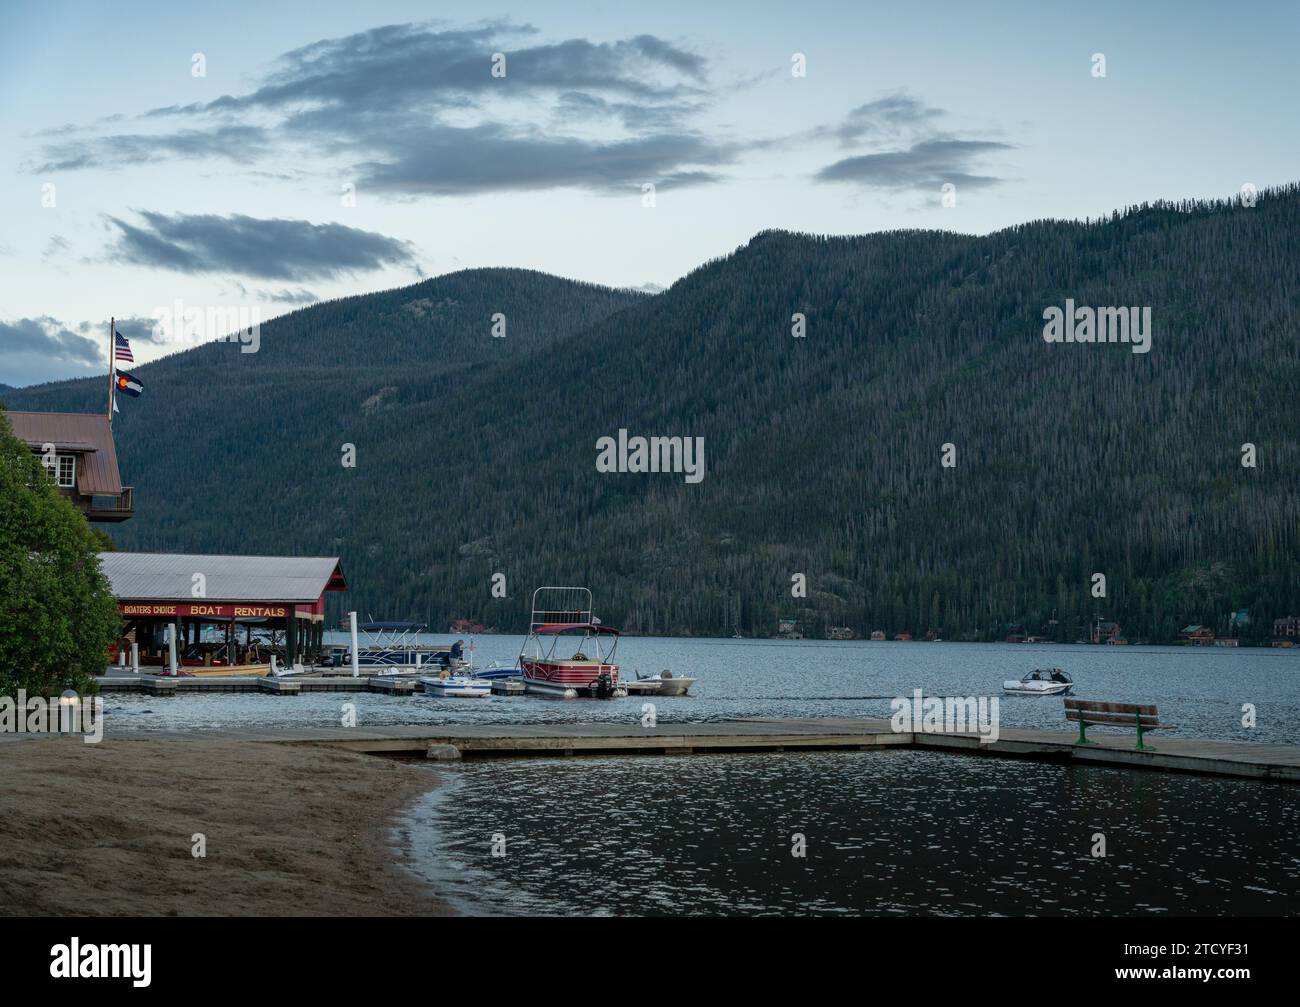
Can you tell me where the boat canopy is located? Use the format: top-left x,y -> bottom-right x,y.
534,622 -> 620,636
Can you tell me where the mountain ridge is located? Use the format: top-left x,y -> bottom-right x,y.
5,185 -> 1300,641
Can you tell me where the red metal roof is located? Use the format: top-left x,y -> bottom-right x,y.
534,622 -> 620,636
5,411 -> 123,495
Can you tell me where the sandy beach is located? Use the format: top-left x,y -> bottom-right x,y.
0,737 -> 447,916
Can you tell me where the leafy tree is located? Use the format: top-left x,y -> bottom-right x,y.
0,406 -> 117,696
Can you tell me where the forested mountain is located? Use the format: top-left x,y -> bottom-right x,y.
7,188 -> 1300,642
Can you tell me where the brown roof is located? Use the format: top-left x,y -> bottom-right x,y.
4,411 -> 123,495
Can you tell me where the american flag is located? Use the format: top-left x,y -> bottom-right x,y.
114,332 -> 134,364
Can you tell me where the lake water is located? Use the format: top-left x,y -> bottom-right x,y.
104,636 -> 1300,745
399,749 -> 1300,916
98,636 -> 1300,916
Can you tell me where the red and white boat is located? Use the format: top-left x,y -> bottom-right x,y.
519,587 -> 626,699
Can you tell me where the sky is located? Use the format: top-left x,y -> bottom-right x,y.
1,0 -> 1297,386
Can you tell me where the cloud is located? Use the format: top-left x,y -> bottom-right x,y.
827,93 -> 946,146
31,22 -> 729,196
152,25 -> 707,116
815,137 -> 1013,191
98,316 -> 170,346
0,317 -> 103,386
42,235 -> 71,261
807,88 -> 1013,193
0,316 -> 101,364
30,126 -> 271,173
106,211 -> 419,280
263,288 -> 321,304
356,123 -> 734,195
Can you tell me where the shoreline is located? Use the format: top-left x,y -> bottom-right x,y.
0,737 -> 449,916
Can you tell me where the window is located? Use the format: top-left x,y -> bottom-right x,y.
56,454 -> 75,488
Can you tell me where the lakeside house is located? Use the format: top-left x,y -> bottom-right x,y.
1179,624 -> 1216,646
1274,616 -> 1300,647
777,619 -> 803,640
826,625 -> 854,640
8,411 -> 134,522
1090,620 -> 1125,644
870,630 -> 886,641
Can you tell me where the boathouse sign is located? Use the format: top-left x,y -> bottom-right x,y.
119,603 -> 289,618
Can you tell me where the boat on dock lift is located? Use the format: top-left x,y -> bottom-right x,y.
519,587 -> 626,698
335,620 -> 464,675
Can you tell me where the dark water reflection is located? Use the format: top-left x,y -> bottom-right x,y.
401,749 -> 1300,916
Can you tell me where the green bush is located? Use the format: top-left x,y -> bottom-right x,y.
0,406 -> 117,696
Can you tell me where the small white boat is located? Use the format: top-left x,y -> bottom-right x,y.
632,670 -> 696,696
1003,668 -> 1073,696
419,675 -> 492,698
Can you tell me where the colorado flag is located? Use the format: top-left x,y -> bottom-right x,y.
114,369 -> 144,397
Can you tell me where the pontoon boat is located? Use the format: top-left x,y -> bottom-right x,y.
339,621 -> 465,675
519,587 -> 626,698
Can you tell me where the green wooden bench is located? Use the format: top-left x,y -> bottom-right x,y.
1064,699 -> 1170,751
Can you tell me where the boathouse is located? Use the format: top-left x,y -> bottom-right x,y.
8,411 -> 134,521
1179,624 -> 1216,646
98,552 -> 347,670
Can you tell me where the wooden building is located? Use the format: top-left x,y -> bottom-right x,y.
1091,620 -> 1124,644
1274,616 -> 1300,646
7,411 -> 133,521
1179,624 -> 1216,646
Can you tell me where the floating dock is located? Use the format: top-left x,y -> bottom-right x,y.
112,717 -> 1300,783
97,673 -> 420,695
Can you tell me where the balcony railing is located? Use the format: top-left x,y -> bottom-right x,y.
86,486 -> 134,522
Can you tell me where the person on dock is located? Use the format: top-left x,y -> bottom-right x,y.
449,639 -> 465,669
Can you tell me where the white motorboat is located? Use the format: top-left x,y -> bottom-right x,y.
1003,668 -> 1074,696
419,674 -> 492,698
632,670 -> 696,696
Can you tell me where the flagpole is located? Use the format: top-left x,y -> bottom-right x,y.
107,317 -> 115,426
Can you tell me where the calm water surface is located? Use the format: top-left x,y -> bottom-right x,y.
104,636 -> 1300,745
400,750 -> 1300,916
96,636 -> 1300,916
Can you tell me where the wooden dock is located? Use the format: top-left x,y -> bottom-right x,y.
87,676 -> 1300,782
121,717 -> 1300,783
96,673 -> 416,695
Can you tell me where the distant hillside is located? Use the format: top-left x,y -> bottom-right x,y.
8,189 -> 1300,642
